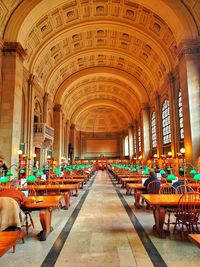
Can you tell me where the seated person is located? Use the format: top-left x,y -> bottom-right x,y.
172,180 -> 184,188
143,170 -> 158,193
0,181 -> 33,207
0,159 -> 8,176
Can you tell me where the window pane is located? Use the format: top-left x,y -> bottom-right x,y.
178,90 -> 184,139
151,112 -> 157,148
162,100 -> 171,144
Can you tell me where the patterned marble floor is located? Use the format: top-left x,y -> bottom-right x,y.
0,170 -> 200,267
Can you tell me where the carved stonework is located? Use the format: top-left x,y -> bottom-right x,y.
53,104 -> 62,112
3,42 -> 27,62
177,40 -> 200,61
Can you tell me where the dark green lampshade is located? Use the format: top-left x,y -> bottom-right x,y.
166,173 -> 176,181
0,176 -> 9,183
32,169 -> 38,173
132,168 -> 137,172
37,171 -> 44,176
27,175 -> 37,182
193,173 -> 200,181
160,170 -> 166,175
142,170 -> 149,175
167,167 -> 171,171
55,170 -> 62,175
179,167 -> 184,172
20,169 -> 25,173
190,169 -> 197,175
6,171 -> 13,176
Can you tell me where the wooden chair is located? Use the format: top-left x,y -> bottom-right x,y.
159,185 -> 177,231
22,189 -> 36,235
147,180 -> 161,194
173,192 -> 200,238
176,185 -> 194,194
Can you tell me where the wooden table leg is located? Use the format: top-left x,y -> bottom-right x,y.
134,190 -> 141,208
152,206 -> 167,237
38,208 -> 52,241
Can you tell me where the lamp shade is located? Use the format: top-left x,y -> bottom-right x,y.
190,169 -> 197,175
160,170 -> 166,175
32,169 -> 38,174
167,167 -> 171,171
179,167 -> 184,172
27,175 -> 37,182
37,171 -> 44,176
132,168 -> 137,172
193,173 -> 200,181
20,169 -> 25,174
0,176 -> 9,183
6,171 -> 13,176
166,173 -> 176,181
142,170 -> 149,175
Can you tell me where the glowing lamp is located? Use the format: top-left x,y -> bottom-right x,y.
193,173 -> 200,181
6,171 -> 13,177
160,170 -> 166,175
166,174 -> 176,181
26,175 -> 37,182
190,169 -> 197,175
0,176 -> 9,183
20,169 -> 25,174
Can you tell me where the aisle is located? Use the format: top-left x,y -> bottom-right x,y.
54,171 -> 153,267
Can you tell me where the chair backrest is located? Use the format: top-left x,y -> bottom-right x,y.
159,185 -> 176,194
147,180 -> 161,194
176,185 -> 194,194
177,192 -> 200,223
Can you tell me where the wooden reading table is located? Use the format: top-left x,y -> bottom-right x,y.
188,234 -> 200,248
23,195 -> 63,241
141,194 -> 182,237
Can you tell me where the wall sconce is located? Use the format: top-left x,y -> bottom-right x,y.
32,153 -> 37,158
153,154 -> 157,158
47,155 -> 51,159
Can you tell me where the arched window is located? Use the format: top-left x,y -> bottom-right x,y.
138,127 -> 141,152
133,131 -> 136,155
162,100 -> 171,145
151,112 -> 157,148
178,90 -> 184,139
124,136 -> 129,156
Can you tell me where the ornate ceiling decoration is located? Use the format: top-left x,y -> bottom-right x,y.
1,0 -> 199,132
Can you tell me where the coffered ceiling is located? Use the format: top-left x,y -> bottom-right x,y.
1,0 -> 199,132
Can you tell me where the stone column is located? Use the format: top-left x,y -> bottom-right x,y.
141,103 -> 150,163
27,74 -> 35,162
168,73 -> 177,157
178,40 -> 200,165
43,92 -> 49,123
0,42 -> 26,166
69,124 -> 76,161
53,104 -> 63,163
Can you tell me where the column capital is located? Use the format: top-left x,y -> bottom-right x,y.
53,104 -> 62,112
3,42 -> 27,61
141,102 -> 150,110
177,39 -> 200,61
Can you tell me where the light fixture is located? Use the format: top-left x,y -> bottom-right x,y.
32,153 -> 37,158
166,173 -> 176,181
180,148 -> 185,154
47,155 -> 51,159
154,154 -> 157,158
17,150 -> 23,155
168,152 -> 172,157
193,173 -> 200,181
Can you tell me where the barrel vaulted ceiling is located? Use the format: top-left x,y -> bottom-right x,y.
1,0 -> 200,132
